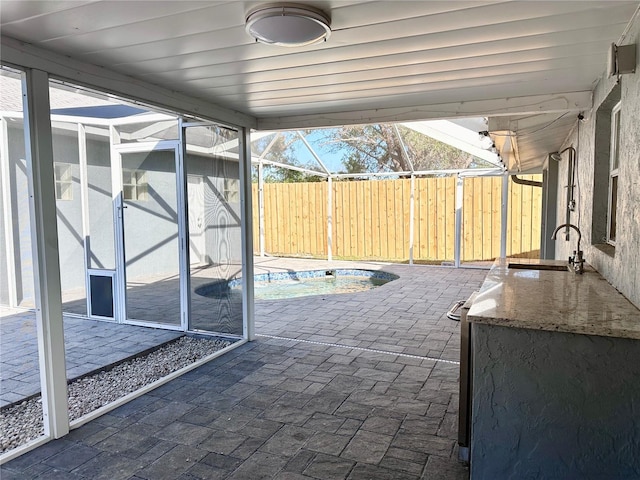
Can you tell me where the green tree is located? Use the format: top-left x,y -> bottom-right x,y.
327,124 -> 409,173
321,124 -> 493,173
262,166 -> 323,183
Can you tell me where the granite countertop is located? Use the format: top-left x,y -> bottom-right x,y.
468,258 -> 640,340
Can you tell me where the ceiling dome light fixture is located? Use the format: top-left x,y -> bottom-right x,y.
245,3 -> 331,47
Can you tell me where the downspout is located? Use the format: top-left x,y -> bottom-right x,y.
511,175 -> 542,188
500,174 -> 509,259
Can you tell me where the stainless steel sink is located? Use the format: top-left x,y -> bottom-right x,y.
508,263 -> 569,272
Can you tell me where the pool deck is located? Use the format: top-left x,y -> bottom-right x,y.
253,257 -> 477,361
2,257 -> 489,479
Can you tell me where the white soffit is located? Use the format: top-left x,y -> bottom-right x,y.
489,111 -> 581,173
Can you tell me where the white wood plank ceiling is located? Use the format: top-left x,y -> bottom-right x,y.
1,0 -> 639,171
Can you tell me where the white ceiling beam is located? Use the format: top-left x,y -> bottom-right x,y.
257,91 -> 592,131
0,35 -> 257,129
403,121 -> 503,168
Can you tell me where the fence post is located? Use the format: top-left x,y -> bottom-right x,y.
258,160 -> 265,257
454,175 -> 463,268
409,174 -> 415,265
500,173 -> 509,258
327,176 -> 333,262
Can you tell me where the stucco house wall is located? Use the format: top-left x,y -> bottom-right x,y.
1,121 -> 241,308
185,155 -> 241,271
554,14 -> 640,308
51,128 -> 84,296
0,125 -> 34,306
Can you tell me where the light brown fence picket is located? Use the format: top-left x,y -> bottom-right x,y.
252,175 -> 542,262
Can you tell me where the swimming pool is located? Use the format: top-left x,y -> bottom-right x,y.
195,269 -> 398,301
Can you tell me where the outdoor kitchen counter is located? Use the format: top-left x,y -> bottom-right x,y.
467,257 -> 640,340
466,258 -> 640,479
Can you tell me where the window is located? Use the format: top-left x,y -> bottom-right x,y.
123,169 -> 148,201
607,102 -> 621,245
591,83 -> 620,251
54,163 -> 73,200
223,178 -> 240,202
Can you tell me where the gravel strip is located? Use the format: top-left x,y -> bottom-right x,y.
1,335 -> 233,453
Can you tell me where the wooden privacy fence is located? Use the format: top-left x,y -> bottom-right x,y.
251,175 -> 542,262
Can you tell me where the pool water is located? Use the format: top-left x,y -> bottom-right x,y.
245,275 -> 390,300
194,269 -> 397,301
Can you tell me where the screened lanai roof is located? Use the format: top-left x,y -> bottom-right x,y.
252,120 -> 504,178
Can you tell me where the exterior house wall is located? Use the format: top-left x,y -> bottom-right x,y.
86,137 -> 115,270
186,155 -> 241,270
121,149 -> 180,281
0,172 -> 6,304
6,125 -> 106,297
3,124 -> 34,305
51,128 -> 85,295
5,125 -> 93,299
1,122 -> 241,308
555,15 -> 640,308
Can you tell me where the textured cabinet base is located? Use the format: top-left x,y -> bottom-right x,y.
470,323 -> 640,480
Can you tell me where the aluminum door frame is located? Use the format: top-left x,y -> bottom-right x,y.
111,140 -> 187,331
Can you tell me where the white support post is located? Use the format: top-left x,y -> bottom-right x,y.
454,175 -> 463,268
22,69 -> 69,438
500,173 -> 509,259
77,124 -> 91,316
239,127 -> 255,341
409,175 -> 415,266
258,160 -> 265,257
327,176 -> 333,262
0,118 -> 18,307
176,119 -> 190,332
110,125 -> 126,322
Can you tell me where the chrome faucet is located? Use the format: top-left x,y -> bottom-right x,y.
552,223 -> 585,274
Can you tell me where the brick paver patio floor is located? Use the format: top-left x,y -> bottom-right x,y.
1,259 -> 487,479
0,309 -> 182,407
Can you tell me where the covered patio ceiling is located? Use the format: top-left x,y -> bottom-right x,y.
1,1 -> 639,172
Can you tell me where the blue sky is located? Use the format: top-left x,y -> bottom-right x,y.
284,129 -> 346,173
